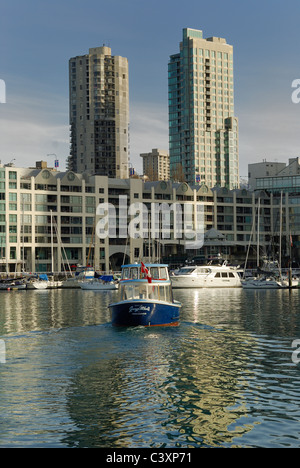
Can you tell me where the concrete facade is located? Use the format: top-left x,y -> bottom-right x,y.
140,148 -> 170,181
69,46 -> 129,179
1,163 -> 300,275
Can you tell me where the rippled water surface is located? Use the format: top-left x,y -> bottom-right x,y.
0,288 -> 300,448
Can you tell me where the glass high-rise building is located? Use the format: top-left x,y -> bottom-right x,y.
69,46 -> 129,178
168,28 -> 239,188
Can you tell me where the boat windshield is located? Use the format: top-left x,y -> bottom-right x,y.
176,267 -> 196,275
119,282 -> 172,302
121,266 -> 168,280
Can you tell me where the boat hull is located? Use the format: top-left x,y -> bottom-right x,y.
80,281 -> 118,290
109,300 -> 181,327
242,278 -> 300,289
171,277 -> 241,288
241,281 -> 280,289
0,283 -> 26,290
27,282 -> 49,290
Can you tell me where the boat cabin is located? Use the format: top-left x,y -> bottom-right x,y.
119,264 -> 173,303
121,264 -> 169,281
119,282 -> 173,303
175,266 -> 211,276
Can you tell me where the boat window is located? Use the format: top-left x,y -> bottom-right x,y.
159,267 -> 168,279
138,285 -> 148,299
229,272 -> 235,278
122,283 -> 147,300
177,267 -> 196,275
120,284 -> 126,300
215,272 -> 221,278
148,284 -> 159,300
159,285 -> 165,301
122,268 -> 129,279
130,267 -> 139,279
150,267 -> 160,279
140,269 -> 146,279
160,285 -> 170,301
120,282 -> 171,302
221,272 -> 228,278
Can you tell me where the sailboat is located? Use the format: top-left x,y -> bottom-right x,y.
242,194 -> 298,289
46,212 -> 63,289
27,274 -> 49,290
80,274 -> 119,290
62,221 -> 96,288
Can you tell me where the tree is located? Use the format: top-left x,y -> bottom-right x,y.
171,163 -> 186,182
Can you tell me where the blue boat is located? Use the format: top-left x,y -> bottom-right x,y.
109,263 -> 181,327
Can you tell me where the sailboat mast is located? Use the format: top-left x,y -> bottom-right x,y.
51,210 -> 54,273
257,197 -> 260,268
279,192 -> 283,272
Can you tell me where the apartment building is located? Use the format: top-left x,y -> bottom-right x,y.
168,28 -> 239,189
69,46 -> 129,178
140,148 -> 170,181
2,162 -> 299,274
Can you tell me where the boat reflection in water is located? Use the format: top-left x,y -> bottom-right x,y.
109,263 -> 181,327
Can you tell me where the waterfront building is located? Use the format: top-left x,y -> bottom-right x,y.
140,148 -> 170,181
248,160 -> 286,190
168,28 -> 239,189
2,161 -> 300,275
250,158 -> 300,193
68,46 -> 129,179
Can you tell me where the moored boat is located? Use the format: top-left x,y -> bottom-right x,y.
109,263 -> 181,327
242,276 -> 299,289
61,266 -> 95,288
26,274 -> 49,290
171,260 -> 241,288
80,275 -> 119,290
0,277 -> 27,290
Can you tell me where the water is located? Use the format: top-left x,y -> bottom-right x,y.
0,287 -> 300,448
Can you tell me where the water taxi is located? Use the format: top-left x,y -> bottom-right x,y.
109,263 -> 181,327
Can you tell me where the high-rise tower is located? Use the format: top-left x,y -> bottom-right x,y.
168,28 -> 239,188
69,46 -> 129,178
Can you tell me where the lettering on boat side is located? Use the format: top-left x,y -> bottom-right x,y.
129,305 -> 151,314
0,340 -> 6,364
0,79 -> 6,103
292,339 -> 300,364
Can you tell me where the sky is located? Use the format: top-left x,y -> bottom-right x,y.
0,0 -> 300,179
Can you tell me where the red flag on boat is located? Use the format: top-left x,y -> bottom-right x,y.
290,234 -> 293,247
141,262 -> 152,283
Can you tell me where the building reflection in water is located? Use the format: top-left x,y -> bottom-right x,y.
1,288 -> 300,447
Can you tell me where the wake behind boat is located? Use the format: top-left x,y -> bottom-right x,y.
109,263 -> 181,327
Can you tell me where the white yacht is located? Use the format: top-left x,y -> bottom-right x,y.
171,261 -> 242,289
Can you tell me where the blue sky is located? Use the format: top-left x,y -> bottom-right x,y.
0,0 -> 300,178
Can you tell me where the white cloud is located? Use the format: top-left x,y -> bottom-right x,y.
0,89 -> 69,169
